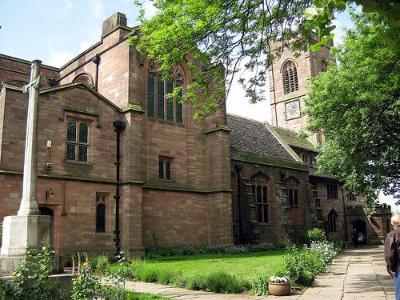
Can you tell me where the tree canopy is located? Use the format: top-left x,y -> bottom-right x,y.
132,0 -> 400,118
306,13 -> 400,205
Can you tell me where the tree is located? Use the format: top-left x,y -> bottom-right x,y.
305,12 -> 400,206
132,0 -> 400,118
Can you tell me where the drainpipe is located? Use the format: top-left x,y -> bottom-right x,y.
91,54 -> 101,90
113,120 -> 126,257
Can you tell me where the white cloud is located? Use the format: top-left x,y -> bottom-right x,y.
91,0 -> 105,18
47,51 -> 74,67
142,1 -> 157,19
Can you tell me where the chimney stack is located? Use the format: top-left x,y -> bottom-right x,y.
102,12 -> 127,37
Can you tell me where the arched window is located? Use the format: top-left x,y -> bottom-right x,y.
282,60 -> 299,94
328,209 -> 337,232
251,173 -> 269,223
72,73 -> 94,88
285,177 -> 299,208
96,194 -> 106,233
146,62 -> 184,123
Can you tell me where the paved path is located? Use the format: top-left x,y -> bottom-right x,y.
125,245 -> 395,300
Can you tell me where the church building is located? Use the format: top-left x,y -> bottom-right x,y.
0,13 -> 391,260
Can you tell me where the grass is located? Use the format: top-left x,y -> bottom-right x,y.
133,250 -> 285,281
125,290 -> 171,300
105,250 -> 286,294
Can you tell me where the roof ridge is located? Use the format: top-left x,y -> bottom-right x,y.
226,113 -> 268,126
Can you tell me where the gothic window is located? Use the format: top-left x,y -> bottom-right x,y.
159,156 -> 172,180
146,62 -> 184,123
96,194 -> 107,233
327,209 -> 337,232
66,121 -> 89,163
327,184 -> 338,199
251,174 -> 269,223
282,60 -> 299,94
285,177 -> 299,208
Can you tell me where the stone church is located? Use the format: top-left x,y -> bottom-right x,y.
0,13 -> 391,259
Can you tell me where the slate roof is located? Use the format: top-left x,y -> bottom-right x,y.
272,126 -> 316,152
227,114 -> 295,162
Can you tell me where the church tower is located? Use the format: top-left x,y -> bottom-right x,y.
268,38 -> 332,145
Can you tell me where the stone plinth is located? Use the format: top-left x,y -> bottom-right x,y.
0,215 -> 51,274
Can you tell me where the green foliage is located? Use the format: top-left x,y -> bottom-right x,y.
251,274 -> 270,296
307,228 -> 327,243
107,250 -> 285,294
72,262 -> 100,300
304,0 -> 400,50
133,0 -> 312,117
0,246 -> 67,300
89,255 -> 109,273
306,12 -> 400,206
284,241 -> 339,286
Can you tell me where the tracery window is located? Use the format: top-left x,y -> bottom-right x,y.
282,60 -> 299,94
147,62 -> 184,123
251,174 -> 269,223
96,194 -> 107,233
327,209 -> 337,232
285,177 -> 300,208
66,121 -> 89,163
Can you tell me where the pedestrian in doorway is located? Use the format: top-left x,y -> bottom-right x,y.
384,214 -> 400,300
351,228 -> 359,248
357,232 -> 365,244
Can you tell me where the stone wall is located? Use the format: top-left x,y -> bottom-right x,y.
231,159 -> 310,244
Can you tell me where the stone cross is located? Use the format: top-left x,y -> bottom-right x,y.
17,60 -> 41,216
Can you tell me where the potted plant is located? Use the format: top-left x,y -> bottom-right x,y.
268,276 -> 290,296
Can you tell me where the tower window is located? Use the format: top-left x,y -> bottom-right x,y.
282,60 -> 299,94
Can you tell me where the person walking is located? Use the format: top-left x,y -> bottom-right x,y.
384,214 -> 400,300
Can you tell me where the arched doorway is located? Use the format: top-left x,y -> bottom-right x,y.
353,220 -> 367,244
39,206 -> 54,248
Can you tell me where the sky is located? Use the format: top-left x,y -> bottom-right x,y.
0,1 -> 397,209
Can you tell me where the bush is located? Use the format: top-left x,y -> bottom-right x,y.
90,255 -> 109,273
251,274 -> 270,296
1,245 -> 67,300
203,272 -> 246,293
307,228 -> 326,244
72,262 -> 100,300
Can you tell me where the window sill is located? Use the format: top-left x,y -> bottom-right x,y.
95,232 -> 111,237
147,116 -> 184,127
64,160 -> 93,166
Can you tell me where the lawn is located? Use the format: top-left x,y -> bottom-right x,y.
134,250 -> 286,281
125,291 -> 170,300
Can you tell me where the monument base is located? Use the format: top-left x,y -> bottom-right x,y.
0,215 -> 51,274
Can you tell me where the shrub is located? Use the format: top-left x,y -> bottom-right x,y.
2,245 -> 67,300
251,274 -> 270,296
307,228 -> 327,244
72,262 -> 100,300
203,272 -> 245,293
90,255 -> 109,272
